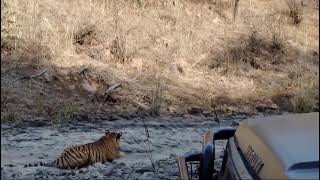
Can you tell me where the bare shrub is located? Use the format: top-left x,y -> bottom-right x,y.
1,0 -> 17,52
1,111 -> 18,122
73,25 -> 97,47
291,95 -> 314,113
149,77 -> 165,116
205,30 -> 285,74
291,77 -> 319,113
72,25 -> 108,61
51,102 -> 80,124
110,37 -> 128,63
205,0 -> 236,20
286,0 -> 303,24
111,0 -> 129,64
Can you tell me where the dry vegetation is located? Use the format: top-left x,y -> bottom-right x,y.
1,0 -> 319,122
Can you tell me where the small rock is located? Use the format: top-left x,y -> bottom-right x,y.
79,168 -> 89,173
187,107 -> 203,115
131,58 -> 144,71
80,79 -> 97,94
138,172 -> 158,180
256,99 -> 279,112
36,170 -> 43,175
50,133 -> 59,136
128,112 -> 138,119
25,117 -> 50,127
202,110 -> 212,117
117,113 -> 129,120
135,166 -> 153,174
93,162 -> 105,169
116,162 -> 126,168
57,69 -> 70,76
230,121 -> 240,126
167,106 -> 177,113
75,114 -> 89,121
109,114 -> 120,121
43,72 -> 53,82
68,85 -> 76,90
169,63 -> 184,74
112,169 -> 123,176
102,166 -> 114,176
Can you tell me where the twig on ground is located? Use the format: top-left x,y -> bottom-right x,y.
141,118 -> 169,180
125,167 -> 137,179
102,73 -> 142,97
213,107 -> 227,153
11,69 -> 48,83
213,106 -> 220,127
102,82 -> 122,97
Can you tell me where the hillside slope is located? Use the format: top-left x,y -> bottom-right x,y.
1,0 -> 319,122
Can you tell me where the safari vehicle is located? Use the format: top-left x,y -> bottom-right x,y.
177,113 -> 319,180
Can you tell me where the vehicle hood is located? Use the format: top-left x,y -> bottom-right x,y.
235,112 -> 319,179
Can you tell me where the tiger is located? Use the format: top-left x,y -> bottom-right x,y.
26,130 -> 125,169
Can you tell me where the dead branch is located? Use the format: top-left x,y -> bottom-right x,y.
90,82 -> 123,103
141,118 -> 168,180
102,82 -> 122,97
11,69 -> 48,83
213,106 -> 220,127
233,0 -> 240,21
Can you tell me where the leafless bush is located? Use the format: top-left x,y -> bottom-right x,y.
1,111 -> 18,122
291,77 -> 319,113
286,0 -> 303,24
110,37 -> 128,63
111,0 -> 129,64
205,0 -> 236,20
268,15 -> 285,56
73,25 -> 97,47
149,78 -> 165,116
51,102 -> 80,124
1,0 -> 16,50
205,30 -> 285,74
291,95 -> 314,113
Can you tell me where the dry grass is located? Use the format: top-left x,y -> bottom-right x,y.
1,0 -> 319,121
286,0 -> 304,25
51,102 -> 80,124
291,74 -> 319,113
149,77 -> 165,116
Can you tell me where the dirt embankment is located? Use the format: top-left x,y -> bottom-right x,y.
1,0 -> 319,123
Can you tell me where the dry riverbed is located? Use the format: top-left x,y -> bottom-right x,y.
1,113 -> 260,179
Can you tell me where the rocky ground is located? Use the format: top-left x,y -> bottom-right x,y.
0,112 -> 265,180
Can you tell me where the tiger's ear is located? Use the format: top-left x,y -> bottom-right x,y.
117,132 -> 122,138
105,130 -> 110,135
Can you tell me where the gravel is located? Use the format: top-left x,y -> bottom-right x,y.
1,114 -> 251,179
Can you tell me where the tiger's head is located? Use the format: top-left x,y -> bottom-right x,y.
101,130 -> 123,148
